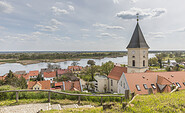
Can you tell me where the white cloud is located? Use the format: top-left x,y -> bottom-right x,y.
81,29 -> 89,32
35,24 -> 58,31
35,19 -> 63,32
68,5 -> 74,11
93,23 -> 124,30
26,3 -> 32,8
116,7 -> 166,20
51,19 -> 63,25
113,0 -> 119,4
51,6 -> 69,15
97,32 -> 124,39
0,1 -> 13,13
54,36 -> 71,41
147,32 -> 166,39
130,0 -> 138,3
171,27 -> 185,32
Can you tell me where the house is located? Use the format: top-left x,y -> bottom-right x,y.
0,75 -> 6,81
15,74 -> 30,83
14,71 -> 26,75
43,71 -> 56,83
54,80 -> 83,92
40,68 -> 54,75
118,71 -> 185,94
28,70 -> 39,79
94,75 -> 108,93
27,80 -> 51,90
57,69 -> 71,77
68,66 -> 83,74
107,66 -> 127,93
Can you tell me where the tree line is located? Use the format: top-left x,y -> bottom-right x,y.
0,52 -> 126,60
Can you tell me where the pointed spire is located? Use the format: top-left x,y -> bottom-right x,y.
136,13 -> 139,22
126,18 -> 149,49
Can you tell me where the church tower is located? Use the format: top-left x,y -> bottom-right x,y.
127,15 -> 149,73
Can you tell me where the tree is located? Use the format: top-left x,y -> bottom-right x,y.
18,76 -> 27,89
36,74 -> 43,81
71,61 -> 79,66
169,54 -> 173,58
101,61 -> 114,76
47,63 -> 60,69
87,60 -> 95,66
86,65 -> 98,81
167,59 -> 170,65
148,57 -> 158,66
165,66 -> 171,71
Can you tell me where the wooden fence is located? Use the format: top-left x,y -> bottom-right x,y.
0,90 -> 128,105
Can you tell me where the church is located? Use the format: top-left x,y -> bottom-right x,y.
106,17 -> 185,94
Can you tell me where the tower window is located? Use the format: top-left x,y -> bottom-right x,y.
151,84 -> 156,89
132,56 -> 135,58
143,60 -> 145,67
143,84 -> 148,89
132,60 -> 135,67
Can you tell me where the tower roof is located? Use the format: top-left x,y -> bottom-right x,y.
127,22 -> 149,49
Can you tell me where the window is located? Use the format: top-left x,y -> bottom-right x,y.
183,82 -> 185,86
132,60 -> 135,67
143,60 -> 145,67
121,81 -> 122,87
123,83 -> 125,88
143,56 -> 145,58
176,82 -> 181,88
136,85 -> 141,91
151,84 -> 156,89
111,80 -> 113,86
143,84 -> 148,89
132,56 -> 135,58
111,89 -> 113,92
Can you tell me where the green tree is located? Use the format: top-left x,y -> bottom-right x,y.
18,76 -> 27,89
87,60 -> 95,66
86,65 -> 98,81
165,66 -> 171,71
71,61 -> 79,66
101,61 -> 114,76
148,57 -> 158,66
167,59 -> 170,65
36,74 -> 43,81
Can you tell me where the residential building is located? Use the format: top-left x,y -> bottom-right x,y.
27,80 -> 51,90
57,69 -> 71,77
43,71 -> 56,83
14,71 -> 26,75
94,75 -> 108,93
54,81 -> 83,92
107,66 -> 127,93
28,70 -> 39,79
68,66 -> 83,74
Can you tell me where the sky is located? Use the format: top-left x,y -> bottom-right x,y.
0,0 -> 185,51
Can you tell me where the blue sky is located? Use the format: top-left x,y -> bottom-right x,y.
0,0 -> 185,51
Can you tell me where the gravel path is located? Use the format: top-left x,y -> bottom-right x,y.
0,103 -> 94,113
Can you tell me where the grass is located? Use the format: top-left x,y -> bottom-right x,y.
0,98 -> 99,107
41,90 -> 185,113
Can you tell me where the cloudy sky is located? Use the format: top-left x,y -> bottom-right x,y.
0,0 -> 184,51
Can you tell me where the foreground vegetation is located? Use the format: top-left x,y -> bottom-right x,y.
41,90 -> 185,113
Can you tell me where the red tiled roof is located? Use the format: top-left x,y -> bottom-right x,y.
28,70 -> 39,77
68,66 -> 83,71
64,81 -> 81,91
55,82 -> 63,86
125,71 -> 185,94
27,80 -> 51,89
43,71 -> 56,78
57,69 -> 71,75
107,66 -> 127,80
145,70 -> 154,73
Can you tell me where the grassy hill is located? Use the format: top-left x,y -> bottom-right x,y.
42,90 -> 185,113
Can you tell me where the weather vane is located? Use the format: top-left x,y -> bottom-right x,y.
136,13 -> 139,22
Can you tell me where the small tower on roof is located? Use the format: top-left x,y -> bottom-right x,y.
127,13 -> 150,73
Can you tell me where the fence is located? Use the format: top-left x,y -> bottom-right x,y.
0,90 -> 128,105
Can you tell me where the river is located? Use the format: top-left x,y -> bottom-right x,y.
0,53 -> 155,76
